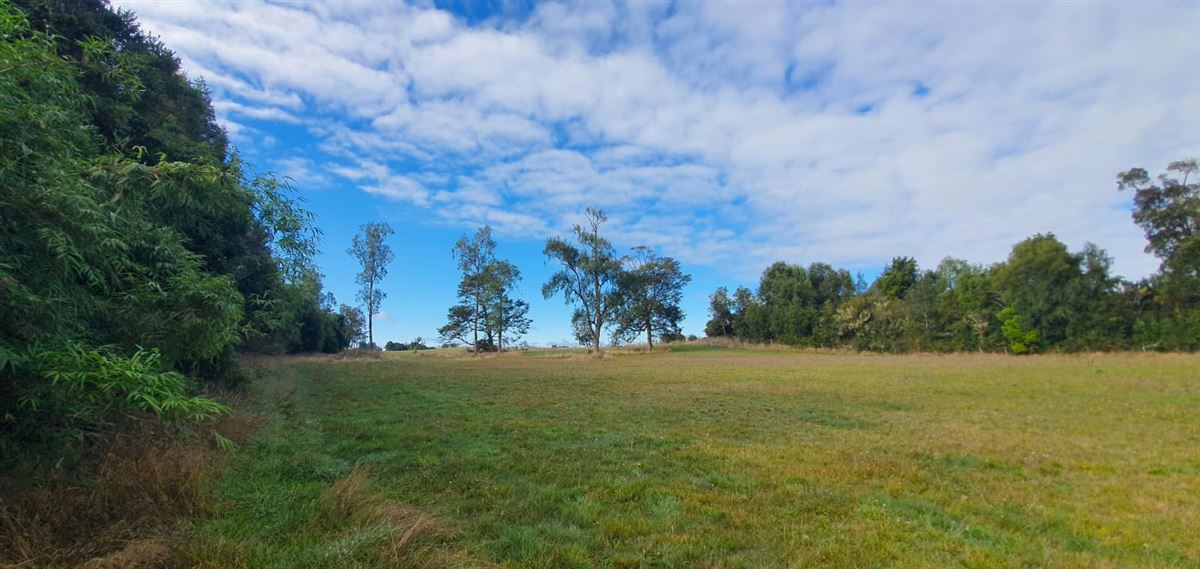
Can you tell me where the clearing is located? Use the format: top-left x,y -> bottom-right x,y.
179,347 -> 1200,568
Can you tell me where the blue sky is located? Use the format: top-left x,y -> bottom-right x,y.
118,0 -> 1200,346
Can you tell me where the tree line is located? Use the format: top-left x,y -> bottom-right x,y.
0,1 -> 363,455
706,160 -> 1199,353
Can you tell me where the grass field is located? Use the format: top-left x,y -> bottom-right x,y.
179,347 -> 1200,568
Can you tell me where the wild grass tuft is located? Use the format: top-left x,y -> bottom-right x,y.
0,397 -> 259,568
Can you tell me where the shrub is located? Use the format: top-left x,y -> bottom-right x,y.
999,307 -> 1041,355
7,342 -> 227,446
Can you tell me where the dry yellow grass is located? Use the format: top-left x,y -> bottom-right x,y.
0,393 -> 260,568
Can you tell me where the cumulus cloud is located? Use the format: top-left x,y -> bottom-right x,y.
119,0 -> 1200,278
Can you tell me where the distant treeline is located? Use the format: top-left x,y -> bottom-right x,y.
1,1 -> 360,453
706,164 -> 1200,353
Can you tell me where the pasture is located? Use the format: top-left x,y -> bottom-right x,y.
180,347 -> 1200,567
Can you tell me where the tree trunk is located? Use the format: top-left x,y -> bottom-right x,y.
593,316 -> 603,357
593,268 -> 603,357
646,319 -> 653,351
367,281 -> 374,349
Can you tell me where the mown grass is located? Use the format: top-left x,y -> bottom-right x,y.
182,349 -> 1200,567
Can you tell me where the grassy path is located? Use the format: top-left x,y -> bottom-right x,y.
180,349 -> 1200,567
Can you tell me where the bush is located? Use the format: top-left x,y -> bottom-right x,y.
999,307 -> 1041,354
4,343 -> 227,449
0,2 -> 341,453
1132,311 -> 1200,351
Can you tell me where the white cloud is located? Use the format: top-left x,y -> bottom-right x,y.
325,157 -> 430,206
213,99 -> 302,124
372,99 -> 551,157
116,0 -> 1200,279
271,156 -> 331,190
363,177 -> 429,206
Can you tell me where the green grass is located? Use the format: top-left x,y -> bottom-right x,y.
182,349 -> 1200,567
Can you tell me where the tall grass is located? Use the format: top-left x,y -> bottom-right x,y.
0,395 -> 258,567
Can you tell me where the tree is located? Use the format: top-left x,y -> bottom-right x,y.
992,234 -> 1077,347
287,268 -> 353,354
1118,159 -> 1200,278
755,262 -> 813,344
448,227 -> 497,351
705,287 -> 735,337
991,234 -> 1125,351
1070,244 -> 1130,349
1116,160 -> 1200,350
904,269 -> 950,350
1118,159 -> 1200,343
484,260 -> 532,351
738,261 -> 853,346
936,258 -> 998,352
999,307 -> 1041,354
543,208 -> 624,357
614,247 -> 691,350
835,294 -> 909,351
15,0 -> 229,165
877,257 -> 919,300
0,3 -> 339,450
338,304 -> 365,348
731,286 -> 759,339
438,305 -> 476,349
807,262 -> 856,346
348,223 -> 393,349
440,227 -> 530,352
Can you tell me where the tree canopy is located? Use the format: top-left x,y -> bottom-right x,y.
440,227 -> 530,352
613,247 -> 692,350
0,1 -> 355,456
542,209 -> 625,356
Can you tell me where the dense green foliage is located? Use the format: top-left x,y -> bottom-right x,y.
384,338 -> 432,352
734,261 -> 857,347
0,1 -> 352,453
612,246 -> 691,350
707,170 -> 1199,352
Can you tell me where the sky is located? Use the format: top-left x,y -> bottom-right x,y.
116,0 -> 1200,346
